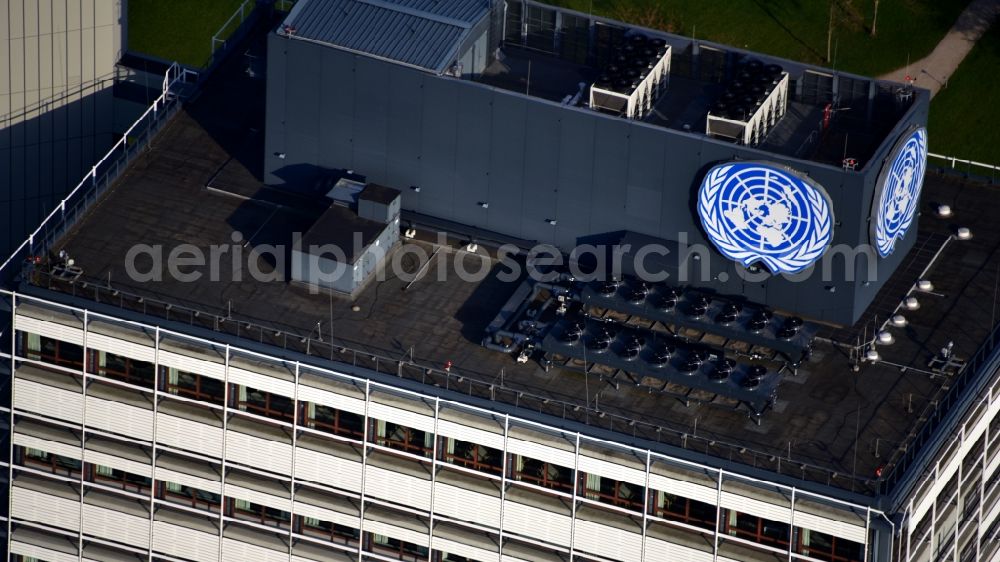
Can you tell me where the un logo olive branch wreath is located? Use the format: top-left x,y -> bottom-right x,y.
698,164 -> 833,275
874,128 -> 927,258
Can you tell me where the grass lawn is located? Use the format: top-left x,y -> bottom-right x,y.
542,0 -> 966,77
927,24 -> 1000,165
128,0 -> 249,67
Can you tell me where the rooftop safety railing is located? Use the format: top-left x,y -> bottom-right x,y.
927,152 -> 1000,183
0,63 -> 199,283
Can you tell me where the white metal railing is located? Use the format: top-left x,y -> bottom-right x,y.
210,0 -> 254,58
927,152 -> 1000,179
0,62 -> 199,279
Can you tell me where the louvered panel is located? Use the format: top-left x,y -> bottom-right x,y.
297,384 -> 366,415
643,537 -> 714,562
87,331 -> 155,362
14,378 -> 83,423
433,482 -> 501,528
222,537 -> 289,562
574,518 -> 641,561
987,447 -> 1000,483
502,500 -> 571,546
293,501 -> 359,529
576,455 -> 645,487
647,473 -> 717,505
156,412 -> 223,458
793,511 -> 866,544
85,448 -> 152,478
153,521 -> 220,562
225,483 -> 291,512
294,447 -> 362,492
437,419 -> 504,450
158,349 -> 225,380
13,432 -> 81,460
719,490 -> 790,524
86,396 -> 153,441
10,541 -> 78,562
15,314 -> 84,345
226,430 -> 292,475
982,498 -> 1000,538
228,367 -> 295,397
83,503 -> 150,549
364,519 -> 429,548
432,536 -> 495,562
506,438 -> 576,470
367,401 -> 434,433
365,464 -> 431,510
155,466 -> 221,494
12,486 -> 81,531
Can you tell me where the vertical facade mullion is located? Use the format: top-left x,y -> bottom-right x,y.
357,379 -> 371,562
78,307 -> 90,557
288,361 -> 301,562
6,293 -> 18,556
640,450 -> 650,561
569,432 -> 580,560
148,325 -> 161,561
713,470 -> 723,562
498,414 -> 510,559
428,397 -> 440,556
218,343 -> 231,561
788,488 -> 796,562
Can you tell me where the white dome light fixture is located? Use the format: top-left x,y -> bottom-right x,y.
916,279 -> 934,292
936,204 -> 952,217
877,331 -> 895,345
890,314 -> 908,328
956,227 -> 972,240
866,347 -> 881,362
904,296 -> 920,310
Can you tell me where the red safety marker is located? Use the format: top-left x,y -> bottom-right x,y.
444,360 -> 452,372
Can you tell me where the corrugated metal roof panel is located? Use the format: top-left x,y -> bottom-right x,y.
285,0 -> 490,72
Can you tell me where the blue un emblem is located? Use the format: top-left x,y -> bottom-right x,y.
873,127 -> 927,258
698,162 -> 834,274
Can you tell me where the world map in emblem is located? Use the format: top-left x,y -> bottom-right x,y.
873,127 -> 927,258
697,162 -> 834,274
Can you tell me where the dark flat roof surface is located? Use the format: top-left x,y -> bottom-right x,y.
360,183 -> 401,206
300,205 -> 386,264
30,35 -> 1000,499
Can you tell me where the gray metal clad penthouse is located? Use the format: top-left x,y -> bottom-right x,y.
3,2 -> 1000,562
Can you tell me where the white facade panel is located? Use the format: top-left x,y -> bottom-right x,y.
368,400 -> 435,433
13,431 -> 81,460
294,446 -> 363,492
226,429 -> 292,475
12,486 -> 81,531
364,519 -> 430,548
794,510 -> 867,544
87,331 -> 155,363
434,482 -> 501,528
506,438 -> 576,470
153,521 -> 220,562
432,536 -> 495,562
293,501 -> 360,529
647,473 -> 717,505
84,448 -> 152,478
156,412 -> 224,458
297,383 -> 366,415
574,518 -> 642,561
10,541 -> 78,562
987,444 -> 1000,483
15,314 -> 84,345
228,366 -> 295,397
365,464 -> 432,510
720,490 -> 791,524
86,395 -> 154,441
159,349 -> 226,380
577,454 -> 646,487
437,418 -> 505,450
156,466 -> 222,495
982,499 -> 1000,538
644,537 -> 714,562
502,500 -> 572,545
83,503 -> 151,549
225,483 -> 292,512
222,537 -> 289,562
14,378 -> 83,423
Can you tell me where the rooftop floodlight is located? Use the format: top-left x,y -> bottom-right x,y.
877,331 -> 894,345
890,314 -> 907,328
956,227 -> 972,240
904,296 -> 920,310
916,279 -> 933,292
478,202 -> 489,209
936,204 -> 952,217
866,347 -> 880,362
546,219 -> 557,226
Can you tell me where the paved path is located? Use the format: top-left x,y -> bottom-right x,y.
879,0 -> 1000,98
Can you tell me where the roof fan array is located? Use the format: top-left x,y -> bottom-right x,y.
593,34 -> 669,96
711,59 -> 784,122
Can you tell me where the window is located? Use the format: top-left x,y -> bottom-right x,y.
90,350 -> 155,389
20,446 -> 82,476
524,5 -> 556,52
163,368 -> 225,405
369,533 -> 429,561
161,481 -> 221,512
652,492 -> 718,531
233,384 -> 294,422
797,528 -> 863,562
511,455 -> 574,493
374,420 -> 434,458
22,332 -> 84,369
724,509 -> 790,549
231,499 -> 291,527
582,474 -> 645,511
298,515 -> 360,545
303,402 -> 365,439
89,463 -> 152,494
441,438 -> 502,476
